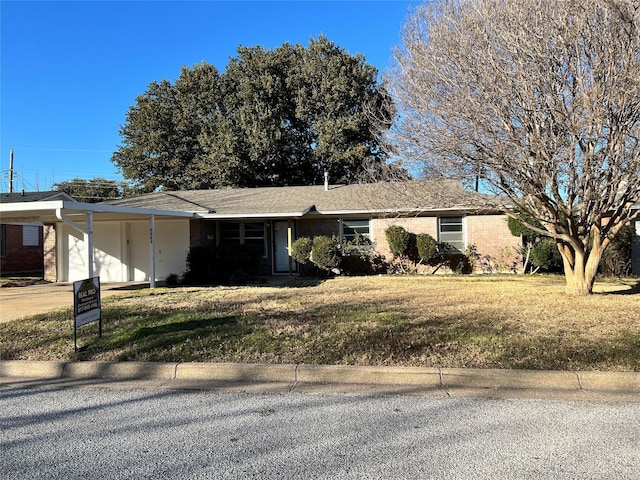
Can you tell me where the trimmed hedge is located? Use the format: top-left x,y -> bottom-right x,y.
311,235 -> 342,271
385,225 -> 411,257
291,237 -> 313,264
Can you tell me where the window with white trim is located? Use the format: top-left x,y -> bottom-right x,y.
438,216 -> 464,251
218,221 -> 267,257
341,218 -> 371,247
243,222 -> 267,252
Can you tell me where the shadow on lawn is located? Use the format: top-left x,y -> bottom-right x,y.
134,317 -> 237,339
160,276 -> 328,290
604,278 -> 640,295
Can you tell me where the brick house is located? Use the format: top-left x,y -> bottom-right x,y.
3,181 -> 638,284
105,180 -> 522,277
0,191 -> 75,276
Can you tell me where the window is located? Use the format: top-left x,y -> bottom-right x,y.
23,225 -> 40,246
218,222 -> 241,246
341,219 -> 371,246
218,221 -> 267,257
438,216 -> 464,251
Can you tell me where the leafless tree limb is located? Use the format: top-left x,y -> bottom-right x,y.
383,0 -> 640,294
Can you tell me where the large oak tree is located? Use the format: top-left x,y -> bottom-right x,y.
386,0 -> 640,295
112,36 -> 394,192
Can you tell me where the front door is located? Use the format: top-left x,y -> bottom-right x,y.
273,220 -> 296,274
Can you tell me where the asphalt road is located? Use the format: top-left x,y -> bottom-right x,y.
1,385 -> 638,479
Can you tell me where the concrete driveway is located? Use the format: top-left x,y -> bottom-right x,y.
0,282 -> 149,323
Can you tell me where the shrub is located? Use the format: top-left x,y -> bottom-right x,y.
291,237 -> 313,264
184,245 -> 216,284
385,226 -> 475,274
311,235 -> 342,272
416,233 -> 438,263
434,242 -> 473,274
342,235 -> 387,275
183,244 -> 263,284
600,224 -> 634,276
220,244 -> 263,277
507,215 -> 540,238
385,225 -> 411,257
530,238 -> 563,272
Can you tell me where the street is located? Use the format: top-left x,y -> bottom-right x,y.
1,385 -> 638,479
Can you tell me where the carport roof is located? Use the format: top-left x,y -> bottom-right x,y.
0,199 -> 197,224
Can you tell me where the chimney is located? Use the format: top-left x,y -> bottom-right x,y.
324,171 -> 329,191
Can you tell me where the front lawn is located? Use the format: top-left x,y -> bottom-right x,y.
1,275 -> 638,371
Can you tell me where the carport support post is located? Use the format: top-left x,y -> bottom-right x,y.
86,211 -> 94,278
55,207 -> 96,280
149,215 -> 156,289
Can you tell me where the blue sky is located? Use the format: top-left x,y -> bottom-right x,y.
0,0 -> 414,192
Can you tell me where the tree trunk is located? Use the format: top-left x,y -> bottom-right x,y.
558,241 -> 603,296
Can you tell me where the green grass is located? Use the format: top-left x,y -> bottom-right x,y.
1,275 -> 639,371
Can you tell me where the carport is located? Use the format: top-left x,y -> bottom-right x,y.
0,199 -> 196,287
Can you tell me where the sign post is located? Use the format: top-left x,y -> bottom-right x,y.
73,277 -> 101,352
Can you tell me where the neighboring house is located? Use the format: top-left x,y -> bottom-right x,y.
0,191 -> 76,276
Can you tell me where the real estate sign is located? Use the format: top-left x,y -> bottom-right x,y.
73,277 -> 101,351
74,277 -> 101,326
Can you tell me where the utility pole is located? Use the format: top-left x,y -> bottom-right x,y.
9,148 -> 14,193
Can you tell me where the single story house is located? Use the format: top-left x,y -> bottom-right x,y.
1,181 -> 638,284
0,190 -> 76,276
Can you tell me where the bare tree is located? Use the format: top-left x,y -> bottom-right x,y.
385,0 -> 640,295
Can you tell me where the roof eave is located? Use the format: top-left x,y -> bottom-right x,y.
199,211 -> 309,219
198,205 -> 315,219
314,205 -> 501,216
0,200 -> 198,218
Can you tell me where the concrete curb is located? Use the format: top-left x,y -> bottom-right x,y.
1,360 -> 639,400
441,368 -> 581,390
176,362 -> 296,382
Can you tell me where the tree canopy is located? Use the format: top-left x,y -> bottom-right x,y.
112,36 -> 394,192
54,177 -> 125,203
385,0 -> 640,295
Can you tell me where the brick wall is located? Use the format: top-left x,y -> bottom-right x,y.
466,214 -> 522,272
0,224 -> 44,275
371,217 -> 438,259
43,224 -> 57,282
190,219 -> 216,247
371,214 -> 522,273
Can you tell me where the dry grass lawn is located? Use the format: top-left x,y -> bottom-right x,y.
1,275 -> 638,371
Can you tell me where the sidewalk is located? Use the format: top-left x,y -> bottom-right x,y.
1,360 -> 638,402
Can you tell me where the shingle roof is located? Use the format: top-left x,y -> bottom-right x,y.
0,191 -> 76,203
105,181 -> 502,218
